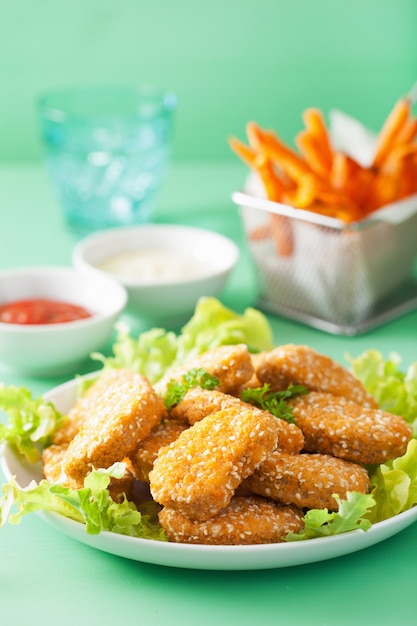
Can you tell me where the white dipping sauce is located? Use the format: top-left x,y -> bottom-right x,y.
98,250 -> 212,283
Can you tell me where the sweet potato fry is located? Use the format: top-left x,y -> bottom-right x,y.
372,97 -> 411,169
329,153 -> 370,219
365,146 -> 417,211
395,115 -> 417,146
295,130 -> 330,178
302,108 -> 334,172
248,213 -> 294,256
229,136 -> 258,169
260,130 -> 312,182
330,152 -> 352,192
284,173 -> 318,209
229,136 -> 284,202
230,124 -> 295,254
246,120 -> 265,151
269,213 -> 294,256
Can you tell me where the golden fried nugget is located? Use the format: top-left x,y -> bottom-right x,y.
290,392 -> 412,464
42,443 -> 81,488
159,496 -> 304,545
170,387 -> 304,454
243,451 -> 370,511
149,406 -> 280,521
51,414 -> 84,447
154,344 -> 254,397
64,369 -> 166,484
42,444 -> 135,502
254,344 -> 378,407
233,354 -> 264,392
129,418 -> 189,483
51,373 -> 118,445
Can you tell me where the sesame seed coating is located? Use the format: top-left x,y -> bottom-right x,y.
290,392 -> 412,464
130,418 -> 189,483
171,387 -> 304,454
243,451 -> 370,511
42,443 -> 81,488
154,344 -> 254,397
42,443 -> 135,502
158,496 -> 304,545
64,369 -> 166,484
51,373 -> 120,445
254,344 -> 378,407
149,406 -> 280,521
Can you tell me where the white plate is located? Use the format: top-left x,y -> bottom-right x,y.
1,375 -> 417,570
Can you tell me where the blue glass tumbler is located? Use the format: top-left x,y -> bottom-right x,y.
38,84 -> 177,235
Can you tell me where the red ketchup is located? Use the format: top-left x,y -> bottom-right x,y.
0,298 -> 93,325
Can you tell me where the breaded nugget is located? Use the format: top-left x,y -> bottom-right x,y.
254,344 -> 378,407
130,418 -> 189,483
232,353 -> 264,393
42,443 -> 81,488
242,451 -> 370,511
154,344 -> 254,397
64,369 -> 166,483
170,387 -> 304,454
290,392 -> 412,464
149,406 -> 280,521
42,444 -> 135,502
159,496 -> 304,545
51,373 -> 116,445
51,413 -> 84,447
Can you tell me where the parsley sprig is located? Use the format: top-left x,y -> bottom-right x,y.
164,368 -> 220,410
240,383 -> 308,423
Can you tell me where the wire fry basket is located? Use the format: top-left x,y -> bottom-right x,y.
233,190 -> 417,335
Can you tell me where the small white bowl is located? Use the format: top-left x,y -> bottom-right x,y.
72,224 -> 239,324
0,266 -> 127,376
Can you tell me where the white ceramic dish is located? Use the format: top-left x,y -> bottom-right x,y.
72,224 -> 239,324
1,375 -> 416,570
0,266 -> 127,376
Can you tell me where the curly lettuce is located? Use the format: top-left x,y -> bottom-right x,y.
0,385 -> 65,463
93,297 -> 274,383
366,439 -> 417,522
347,349 -> 417,435
174,296 -> 274,363
0,462 -> 167,540
285,492 -> 375,541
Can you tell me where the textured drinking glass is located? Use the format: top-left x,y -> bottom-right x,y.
38,85 -> 177,235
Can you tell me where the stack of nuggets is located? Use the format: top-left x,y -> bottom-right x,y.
42,343 -> 413,545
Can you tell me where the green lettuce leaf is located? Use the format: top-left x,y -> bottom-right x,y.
173,297 -> 274,364
93,297 -> 274,384
285,492 -> 375,541
0,385 -> 65,463
92,324 -> 178,384
0,462 -> 167,540
366,439 -> 417,522
347,349 -> 417,435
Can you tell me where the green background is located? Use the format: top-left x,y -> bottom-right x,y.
1,0 -> 417,163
